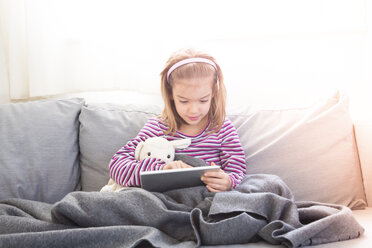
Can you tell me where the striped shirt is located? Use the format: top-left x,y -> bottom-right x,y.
108,117 -> 247,189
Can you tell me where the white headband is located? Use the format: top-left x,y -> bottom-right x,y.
166,57 -> 218,82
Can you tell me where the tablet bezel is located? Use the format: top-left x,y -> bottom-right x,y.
140,165 -> 220,192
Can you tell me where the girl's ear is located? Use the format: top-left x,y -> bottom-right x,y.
134,142 -> 145,161
170,138 -> 191,149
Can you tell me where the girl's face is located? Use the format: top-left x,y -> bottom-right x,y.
171,77 -> 213,134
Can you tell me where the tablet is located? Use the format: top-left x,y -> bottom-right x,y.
140,165 -> 220,192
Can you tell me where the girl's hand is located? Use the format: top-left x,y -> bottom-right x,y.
163,160 -> 193,170
201,163 -> 232,192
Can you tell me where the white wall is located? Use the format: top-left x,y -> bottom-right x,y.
0,0 -> 371,121
0,35 -> 9,105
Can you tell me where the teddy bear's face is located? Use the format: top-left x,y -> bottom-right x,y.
135,137 -> 191,164
141,146 -> 174,164
137,137 -> 175,164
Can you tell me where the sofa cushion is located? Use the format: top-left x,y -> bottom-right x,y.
78,91 -> 366,209
229,91 -> 366,209
79,103 -> 161,191
0,98 -> 84,203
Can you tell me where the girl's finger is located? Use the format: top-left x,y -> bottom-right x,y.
206,184 -> 223,192
204,169 -> 224,178
201,176 -> 220,185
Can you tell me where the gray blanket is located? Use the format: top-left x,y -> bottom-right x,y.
0,174 -> 364,248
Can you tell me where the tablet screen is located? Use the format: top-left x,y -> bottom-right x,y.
140,165 -> 220,192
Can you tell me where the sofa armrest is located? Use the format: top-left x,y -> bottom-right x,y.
354,121 -> 372,206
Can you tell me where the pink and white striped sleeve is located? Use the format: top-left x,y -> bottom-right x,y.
108,118 -> 166,187
219,119 -> 247,188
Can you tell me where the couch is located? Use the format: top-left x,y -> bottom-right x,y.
0,90 -> 371,247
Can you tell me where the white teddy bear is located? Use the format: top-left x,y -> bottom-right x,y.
100,137 -> 191,192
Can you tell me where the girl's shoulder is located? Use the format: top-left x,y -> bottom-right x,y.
212,117 -> 239,136
144,116 -> 169,132
146,116 -> 160,124
223,117 -> 233,125
220,117 -> 236,130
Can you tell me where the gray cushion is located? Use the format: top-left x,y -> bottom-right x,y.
229,91 -> 366,209
0,98 -> 84,203
79,103 -> 161,191
78,92 -> 366,209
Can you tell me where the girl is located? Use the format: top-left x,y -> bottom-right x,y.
109,48 -> 246,192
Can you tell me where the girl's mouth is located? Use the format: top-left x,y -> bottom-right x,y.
188,116 -> 200,121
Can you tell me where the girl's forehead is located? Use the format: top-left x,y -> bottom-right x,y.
172,80 -> 212,99
173,77 -> 214,88
172,78 -> 213,95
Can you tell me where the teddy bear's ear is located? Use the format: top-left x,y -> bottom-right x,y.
135,141 -> 145,161
170,138 -> 191,149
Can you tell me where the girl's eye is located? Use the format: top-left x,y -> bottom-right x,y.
180,101 -> 188,104
147,152 -> 151,156
200,100 -> 209,103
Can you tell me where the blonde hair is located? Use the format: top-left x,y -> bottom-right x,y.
160,48 -> 226,135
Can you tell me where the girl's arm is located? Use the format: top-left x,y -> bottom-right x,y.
108,118 -> 166,187
201,119 -> 247,191
218,119 -> 247,189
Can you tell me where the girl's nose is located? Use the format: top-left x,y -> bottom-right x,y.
189,102 -> 198,113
